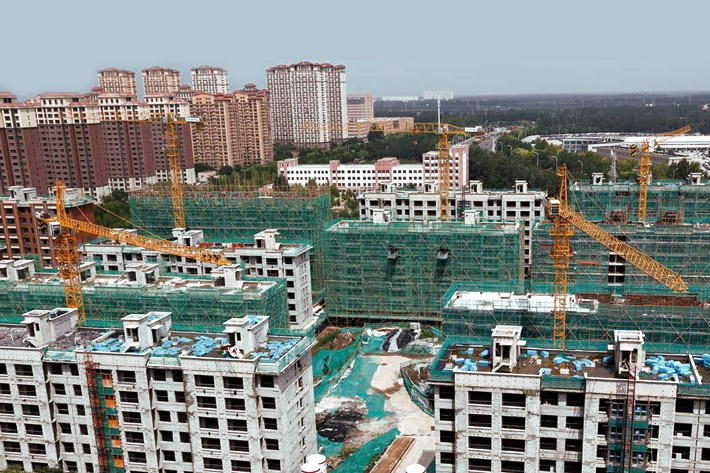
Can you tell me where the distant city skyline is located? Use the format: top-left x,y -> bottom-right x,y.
3,0 -> 710,99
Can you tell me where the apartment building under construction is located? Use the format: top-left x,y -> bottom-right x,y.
0,308 -> 316,473
431,325 -> 710,473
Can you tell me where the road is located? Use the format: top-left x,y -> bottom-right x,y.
478,133 -> 498,153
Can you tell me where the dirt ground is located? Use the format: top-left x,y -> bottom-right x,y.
317,327 -> 358,351
316,352 -> 435,470
372,355 -> 435,469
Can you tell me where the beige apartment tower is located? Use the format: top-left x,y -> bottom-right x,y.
267,61 -> 347,148
190,85 -> 273,168
97,68 -> 137,97
233,84 -> 273,165
142,66 -> 181,95
190,92 -> 234,168
191,65 -> 230,94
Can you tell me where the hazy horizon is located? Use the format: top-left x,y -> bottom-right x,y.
3,0 -> 709,100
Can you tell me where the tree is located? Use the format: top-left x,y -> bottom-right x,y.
273,141 -> 297,161
273,174 -> 290,191
194,162 -> 215,173
334,189 -> 359,218
367,129 -> 385,141
95,190 -> 131,228
218,165 -> 234,176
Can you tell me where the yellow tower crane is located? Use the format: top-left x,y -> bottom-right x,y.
632,125 -> 691,222
305,115 -> 471,220
546,165 -> 687,348
45,181 -> 230,324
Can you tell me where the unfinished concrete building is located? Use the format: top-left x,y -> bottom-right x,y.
0,259 -> 289,332
0,308 -> 316,473
531,221 -> 710,292
570,173 -> 710,224
129,189 -> 331,298
441,283 -> 710,352
431,325 -> 710,473
82,228 -> 314,330
323,212 -> 523,323
358,180 -> 545,275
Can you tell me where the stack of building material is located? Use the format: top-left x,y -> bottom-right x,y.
646,356 -> 693,382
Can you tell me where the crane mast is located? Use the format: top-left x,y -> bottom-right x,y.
636,125 -> 691,222
165,118 -> 186,228
547,165 -> 687,348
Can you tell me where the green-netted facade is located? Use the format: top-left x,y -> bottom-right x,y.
323,219 -> 524,322
569,180 -> 710,224
531,221 -> 710,292
0,274 -> 289,332
441,281 -> 710,352
129,190 -> 331,297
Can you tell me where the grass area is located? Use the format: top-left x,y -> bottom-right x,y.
420,325 -> 438,339
314,327 -> 342,356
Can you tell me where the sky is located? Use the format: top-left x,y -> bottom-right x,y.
2,0 -> 709,100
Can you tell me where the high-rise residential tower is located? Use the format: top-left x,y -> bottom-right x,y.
190,85 -> 272,168
266,61 -> 347,148
142,66 -> 181,95
97,68 -> 137,97
191,65 -> 230,94
0,91 -> 194,197
233,84 -> 272,165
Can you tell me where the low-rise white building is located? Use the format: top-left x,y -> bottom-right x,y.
431,325 -> 710,473
276,143 -> 469,191
357,180 -> 545,276
82,229 -> 314,330
0,309 -> 316,473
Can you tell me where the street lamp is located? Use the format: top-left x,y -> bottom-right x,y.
532,151 -> 539,167
506,145 -> 513,155
552,155 -> 558,170
577,160 -> 584,176
672,169 -> 678,180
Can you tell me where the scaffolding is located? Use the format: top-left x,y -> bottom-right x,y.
323,219 -> 524,323
532,221 -> 710,290
569,181 -> 710,224
441,281 -> 710,352
84,354 -> 124,473
0,274 -> 289,332
129,190 -> 331,296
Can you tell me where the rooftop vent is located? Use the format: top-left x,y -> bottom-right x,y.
22,307 -> 78,347
490,325 -> 525,373
122,311 -> 172,351
223,315 -> 269,357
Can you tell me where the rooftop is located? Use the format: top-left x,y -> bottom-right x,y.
6,270 -> 277,297
326,219 -> 521,235
433,342 -> 617,378
142,66 -> 180,73
431,328 -> 708,387
0,312 -> 312,373
445,291 -> 598,314
192,65 -> 226,72
82,232 -> 312,257
98,68 -> 135,75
